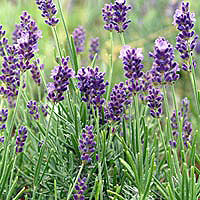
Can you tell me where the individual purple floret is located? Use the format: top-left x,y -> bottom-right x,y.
0,136 -> 4,143
149,37 -> 179,84
36,0 -> 59,26
27,100 -> 40,120
146,87 -> 163,118
120,45 -> 144,80
170,97 -> 192,148
0,108 -> 8,130
106,82 -> 131,121
173,1 -> 198,71
89,37 -> 100,61
102,0 -> 131,33
41,104 -> 48,117
79,125 -> 97,163
47,57 -> 74,102
73,177 -> 87,200
77,67 -> 108,111
16,126 -> 28,153
73,26 -> 86,54
30,59 -> 44,85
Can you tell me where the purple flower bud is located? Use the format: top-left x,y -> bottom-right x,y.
73,177 -> 87,200
16,126 -> 28,153
73,26 -> 86,54
89,37 -> 100,61
27,100 -> 40,120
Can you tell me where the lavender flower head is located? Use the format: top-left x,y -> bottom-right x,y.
149,37 -> 179,84
0,108 -> 8,130
73,177 -> 87,200
102,0 -> 132,33
27,100 -> 40,120
41,104 -> 48,117
89,37 -> 100,61
106,82 -> 131,121
73,26 -> 86,54
120,45 -> 144,80
16,126 -> 28,153
47,57 -> 74,102
36,0 -> 59,26
0,136 -> 4,143
0,25 -> 8,56
173,1 -> 198,71
146,87 -> 163,118
30,59 -> 44,85
79,125 -> 97,163
77,66 -> 108,111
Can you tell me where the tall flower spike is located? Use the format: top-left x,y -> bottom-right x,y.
77,66 -> 108,112
102,4 -> 114,31
173,1 -> 198,71
106,82 -> 131,121
73,26 -> 86,54
89,37 -> 100,61
149,37 -> 179,84
30,59 -> 44,85
16,126 -> 28,153
73,177 -> 87,200
79,125 -> 97,163
0,108 -> 8,130
27,100 -> 40,120
36,0 -> 59,26
120,45 -> 144,80
0,25 -> 8,56
47,57 -> 74,102
146,87 -> 163,118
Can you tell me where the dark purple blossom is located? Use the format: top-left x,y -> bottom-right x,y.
0,108 -> 8,130
0,25 -> 8,56
27,100 -> 40,120
120,46 -> 144,80
16,126 -> 28,153
89,37 -> 100,61
30,59 -> 44,85
149,37 -> 179,84
146,87 -> 163,118
73,177 -> 87,200
102,0 -> 131,33
170,97 -> 192,148
73,26 -> 86,54
0,136 -> 4,143
105,82 -> 131,121
41,104 -> 48,117
79,125 -> 97,163
36,0 -> 59,26
77,67 -> 108,111
47,57 -> 74,102
173,1 -> 198,71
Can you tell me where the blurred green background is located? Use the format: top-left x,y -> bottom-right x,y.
0,0 -> 200,106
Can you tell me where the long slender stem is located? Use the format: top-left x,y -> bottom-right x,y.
120,33 -> 125,46
52,27 -> 62,58
66,163 -> 84,200
106,32 -> 114,102
8,73 -> 23,137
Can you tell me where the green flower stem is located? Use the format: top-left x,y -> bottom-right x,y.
52,26 -> 62,58
66,163 -> 84,200
56,0 -> 75,68
120,33 -> 125,46
106,32 -> 114,102
157,119 -> 167,153
8,73 -> 23,137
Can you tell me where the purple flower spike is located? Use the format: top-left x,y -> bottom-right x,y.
0,136 -> 4,143
89,37 -> 100,61
36,0 -> 59,26
73,26 -> 86,54
0,25 -> 8,56
173,1 -> 198,71
77,66 -> 108,112
146,87 -> 163,118
102,0 -> 131,33
16,126 -> 28,153
41,104 -> 48,117
79,125 -> 97,163
30,59 -> 44,85
0,108 -> 8,130
120,46 -> 144,80
105,82 -> 131,121
27,100 -> 40,120
47,57 -> 74,102
149,37 -> 179,85
73,177 -> 87,200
